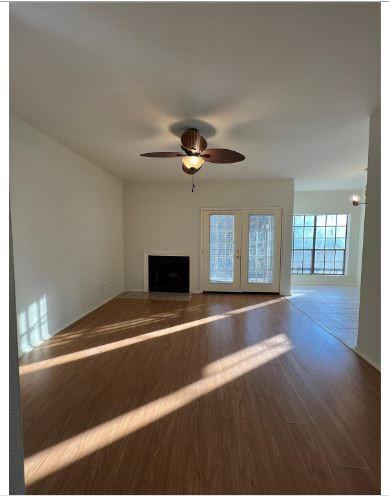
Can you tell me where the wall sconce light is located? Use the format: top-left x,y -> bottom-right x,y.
350,193 -> 366,207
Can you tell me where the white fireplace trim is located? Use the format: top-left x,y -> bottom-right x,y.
143,251 -> 194,293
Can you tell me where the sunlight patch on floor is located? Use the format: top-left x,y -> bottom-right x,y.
24,331 -> 292,486
20,298 -> 284,375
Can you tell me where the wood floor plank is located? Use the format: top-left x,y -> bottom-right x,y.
19,293 -> 380,494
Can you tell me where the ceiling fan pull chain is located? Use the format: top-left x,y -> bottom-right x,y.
192,177 -> 195,193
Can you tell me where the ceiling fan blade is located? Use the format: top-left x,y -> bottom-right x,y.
181,129 -> 207,153
201,149 -> 245,163
140,152 -> 184,158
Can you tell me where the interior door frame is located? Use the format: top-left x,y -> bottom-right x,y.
200,207 -> 284,293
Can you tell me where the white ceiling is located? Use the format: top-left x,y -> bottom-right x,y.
10,2 -> 379,190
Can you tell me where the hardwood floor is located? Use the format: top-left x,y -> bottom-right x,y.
19,293 -> 380,494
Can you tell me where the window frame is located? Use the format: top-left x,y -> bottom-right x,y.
291,214 -> 349,276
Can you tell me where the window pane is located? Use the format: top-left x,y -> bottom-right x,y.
316,215 -> 326,226
314,250 -> 324,273
337,214 -> 348,226
335,251 -> 345,271
248,215 -> 274,283
294,238 -> 303,249
325,237 -> 335,249
326,215 -> 337,226
315,238 -> 325,249
294,215 -> 305,226
294,227 -> 304,238
303,227 -> 314,249
210,215 -> 234,283
305,215 -> 315,226
326,227 -> 336,238
303,250 -> 312,269
335,237 -> 346,249
292,215 -> 314,274
325,250 -> 335,269
295,251 -> 303,264
292,250 -> 303,274
316,227 -> 325,239
336,226 -> 346,238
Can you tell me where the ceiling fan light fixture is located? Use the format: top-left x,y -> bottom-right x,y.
181,155 -> 205,171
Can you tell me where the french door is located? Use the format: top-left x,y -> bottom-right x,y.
202,208 -> 282,293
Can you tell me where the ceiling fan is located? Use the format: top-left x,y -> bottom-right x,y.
140,128 -> 245,175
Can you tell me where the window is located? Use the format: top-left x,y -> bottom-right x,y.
292,214 -> 348,275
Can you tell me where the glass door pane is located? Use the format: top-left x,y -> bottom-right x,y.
210,214 -> 235,283
240,209 -> 282,293
248,215 -> 274,283
202,210 -> 241,292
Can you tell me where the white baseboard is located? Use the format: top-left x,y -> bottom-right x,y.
354,347 -> 381,371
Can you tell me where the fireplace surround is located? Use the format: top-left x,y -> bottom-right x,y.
144,252 -> 191,293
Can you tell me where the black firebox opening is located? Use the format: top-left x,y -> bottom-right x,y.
148,255 -> 190,293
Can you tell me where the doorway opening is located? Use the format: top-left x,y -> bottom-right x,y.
288,207 -> 365,351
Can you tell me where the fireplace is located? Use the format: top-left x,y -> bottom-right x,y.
148,255 -> 190,293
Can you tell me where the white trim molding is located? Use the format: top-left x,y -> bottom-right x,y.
143,251 -> 194,293
354,347 -> 381,371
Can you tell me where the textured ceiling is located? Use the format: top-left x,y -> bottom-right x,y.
10,2 -> 379,189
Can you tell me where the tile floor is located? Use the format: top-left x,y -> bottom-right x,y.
288,285 -> 360,349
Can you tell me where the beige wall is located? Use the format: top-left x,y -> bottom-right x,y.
10,116 -> 125,355
292,190 -> 365,285
124,180 -> 294,295
357,109 -> 380,370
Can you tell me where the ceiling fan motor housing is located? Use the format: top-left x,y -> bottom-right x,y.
181,147 -> 199,156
